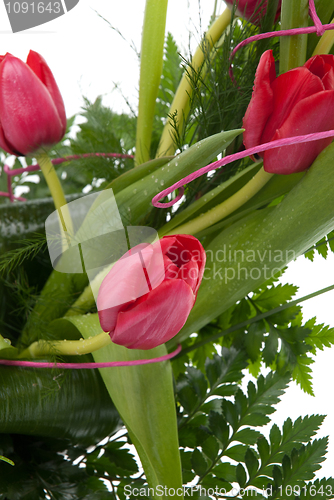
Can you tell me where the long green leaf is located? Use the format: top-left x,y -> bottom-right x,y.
58,314 -> 183,499
105,156 -> 174,195
171,141 -> 334,344
135,0 -> 168,165
0,362 -> 122,442
117,129 -> 244,225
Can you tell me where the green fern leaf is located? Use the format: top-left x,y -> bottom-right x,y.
292,355 -> 315,395
276,438 -> 328,485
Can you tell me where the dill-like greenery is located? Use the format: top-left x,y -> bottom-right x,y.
0,233 -> 47,275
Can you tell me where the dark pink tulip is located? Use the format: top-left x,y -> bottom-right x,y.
243,50 -> 334,174
224,0 -> 281,24
0,50 -> 66,156
97,235 -> 206,350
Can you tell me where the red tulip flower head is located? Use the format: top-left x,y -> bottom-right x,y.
0,50 -> 66,156
243,50 -> 334,174
224,0 -> 281,25
97,234 -> 206,350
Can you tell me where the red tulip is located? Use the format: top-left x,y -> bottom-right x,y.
0,50 -> 66,156
243,50 -> 334,174
225,0 -> 281,24
97,235 -> 206,350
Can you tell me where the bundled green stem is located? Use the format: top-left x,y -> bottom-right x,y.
156,7 -> 232,157
19,332 -> 111,359
163,167 -> 273,236
135,0 -> 168,165
280,0 -> 309,72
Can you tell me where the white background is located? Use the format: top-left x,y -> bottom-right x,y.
0,0 -> 333,480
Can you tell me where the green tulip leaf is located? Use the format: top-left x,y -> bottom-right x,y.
171,141 -> 334,344
116,128 -> 244,224
195,170 -> 305,240
0,360 -> 122,442
105,156 -> 174,195
53,314 -> 183,498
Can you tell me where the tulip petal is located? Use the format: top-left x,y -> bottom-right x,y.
263,90 -> 334,174
163,255 -> 179,280
97,242 -> 166,332
261,67 -> 324,144
97,248 -> 154,331
27,50 -> 67,135
304,55 -> 334,89
0,120 -> 20,155
111,279 -> 195,350
321,65 -> 334,91
225,0 -> 281,24
0,54 -> 64,155
177,256 -> 199,293
243,50 -> 276,150
162,234 -> 206,294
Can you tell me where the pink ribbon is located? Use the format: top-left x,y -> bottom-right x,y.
0,344 -> 182,369
229,0 -> 330,81
152,129 -> 334,208
0,153 -> 134,202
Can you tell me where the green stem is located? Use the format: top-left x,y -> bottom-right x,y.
163,167 -> 272,236
19,332 -> 111,359
0,456 -> 15,466
279,0 -> 309,73
64,262 -> 115,317
177,282 -> 334,358
36,153 -> 73,239
156,8 -> 231,157
37,153 -> 67,215
135,0 -> 168,166
312,17 -> 334,55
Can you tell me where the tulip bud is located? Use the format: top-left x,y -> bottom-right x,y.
243,50 -> 334,174
224,0 -> 281,25
97,235 -> 206,350
0,50 -> 66,156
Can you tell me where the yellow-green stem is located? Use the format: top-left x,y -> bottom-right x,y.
37,153 -> 67,215
156,7 -> 231,157
312,17 -> 334,55
19,332 -> 111,359
164,167 -> 273,236
65,262 -> 115,317
37,153 -> 73,238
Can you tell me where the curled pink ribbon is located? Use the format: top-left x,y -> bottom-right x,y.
152,130 -> 334,208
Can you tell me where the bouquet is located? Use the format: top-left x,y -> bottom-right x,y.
1,0 -> 334,497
